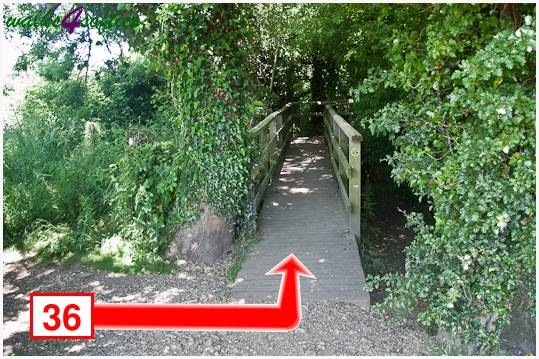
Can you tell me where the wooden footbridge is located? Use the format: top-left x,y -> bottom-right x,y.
232,102 -> 370,308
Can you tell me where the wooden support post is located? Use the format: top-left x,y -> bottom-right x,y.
283,108 -> 291,140
269,118 -> 277,140
338,128 -> 347,189
249,103 -> 297,215
276,113 -> 283,132
259,129 -> 268,172
278,117 -> 282,147
348,135 -> 362,240
268,118 -> 277,164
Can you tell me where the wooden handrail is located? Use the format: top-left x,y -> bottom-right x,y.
249,103 -> 292,136
250,103 -> 296,212
250,100 -> 353,135
325,106 -> 362,142
323,105 -> 362,240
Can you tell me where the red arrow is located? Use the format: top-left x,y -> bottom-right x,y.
93,254 -> 315,331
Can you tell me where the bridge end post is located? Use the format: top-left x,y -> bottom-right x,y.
348,135 -> 361,241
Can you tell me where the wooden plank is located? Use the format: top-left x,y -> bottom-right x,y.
327,146 -> 351,213
323,121 -> 351,212
325,105 -> 363,141
251,105 -> 292,200
250,135 -> 278,179
323,116 -> 337,154
276,115 -> 293,136
268,119 -> 277,140
324,119 -> 351,179
322,117 -> 337,162
253,124 -> 293,212
338,126 -> 347,184
275,114 -> 283,134
248,103 -> 291,135
323,132 -> 334,162
253,169 -> 273,212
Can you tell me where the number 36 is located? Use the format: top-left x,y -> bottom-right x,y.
43,304 -> 81,331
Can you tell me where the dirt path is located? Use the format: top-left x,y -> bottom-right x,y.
3,252 -> 431,355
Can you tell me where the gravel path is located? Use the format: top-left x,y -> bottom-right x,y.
3,252 -> 431,355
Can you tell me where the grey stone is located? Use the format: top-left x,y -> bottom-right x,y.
166,204 -> 233,264
500,286 -> 536,355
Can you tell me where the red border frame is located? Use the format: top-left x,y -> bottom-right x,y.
29,292 -> 95,340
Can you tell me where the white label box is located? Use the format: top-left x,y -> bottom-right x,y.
30,293 -> 94,339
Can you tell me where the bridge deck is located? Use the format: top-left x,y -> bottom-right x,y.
232,137 -> 369,307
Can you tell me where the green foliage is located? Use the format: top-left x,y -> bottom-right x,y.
107,139 -> 200,262
107,4 -> 268,260
358,177 -> 385,275
5,4 -> 268,267
96,59 -> 164,126
360,177 -> 382,246
3,82 -> 120,248
3,58 -> 163,265
356,6 -> 536,350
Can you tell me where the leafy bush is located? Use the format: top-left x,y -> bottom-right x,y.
108,139 -> 200,262
4,104 -> 122,252
104,4 -> 269,261
5,5 -> 269,266
96,59 -> 165,127
3,58 -> 161,261
356,7 -> 536,350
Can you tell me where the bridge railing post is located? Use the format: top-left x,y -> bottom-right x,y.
323,105 -> 362,241
259,129 -> 269,174
275,114 -> 283,147
338,128 -> 346,187
348,135 -> 361,240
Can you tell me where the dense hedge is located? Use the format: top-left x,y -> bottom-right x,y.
352,6 -> 536,350
105,4 -> 268,262
4,60 -> 158,256
4,4 -> 268,266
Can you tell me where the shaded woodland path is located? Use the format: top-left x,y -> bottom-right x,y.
232,137 -> 369,307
